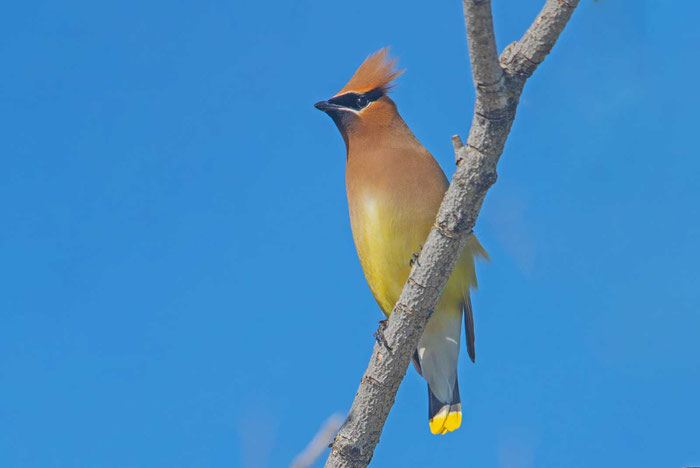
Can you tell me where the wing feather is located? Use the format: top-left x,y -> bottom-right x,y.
463,295 -> 476,363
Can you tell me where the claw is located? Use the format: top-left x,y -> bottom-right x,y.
373,319 -> 392,351
409,245 -> 424,267
410,252 -> 421,267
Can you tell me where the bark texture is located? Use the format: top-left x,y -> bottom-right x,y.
324,1 -> 580,467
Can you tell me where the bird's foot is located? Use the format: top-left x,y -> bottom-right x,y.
409,245 -> 423,267
373,319 -> 392,351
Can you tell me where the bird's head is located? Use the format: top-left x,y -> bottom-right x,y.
315,47 -> 404,147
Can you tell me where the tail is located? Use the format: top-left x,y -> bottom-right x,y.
427,379 -> 462,435
416,307 -> 463,435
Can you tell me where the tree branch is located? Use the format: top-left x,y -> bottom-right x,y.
324,1 -> 580,467
463,0 -> 502,88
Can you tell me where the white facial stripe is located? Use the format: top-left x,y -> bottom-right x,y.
335,107 -> 361,116
337,101 -> 373,115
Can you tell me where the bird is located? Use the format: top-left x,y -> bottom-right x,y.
314,48 -> 487,435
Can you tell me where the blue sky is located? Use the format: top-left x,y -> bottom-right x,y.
1,1 -> 699,467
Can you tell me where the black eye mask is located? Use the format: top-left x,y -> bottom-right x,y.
328,87 -> 384,111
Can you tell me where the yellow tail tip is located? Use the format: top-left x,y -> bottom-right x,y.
429,410 -> 462,435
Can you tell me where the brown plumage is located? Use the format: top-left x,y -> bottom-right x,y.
335,48 -> 404,95
315,48 -> 486,434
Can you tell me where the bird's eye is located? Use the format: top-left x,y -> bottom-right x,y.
356,95 -> 369,108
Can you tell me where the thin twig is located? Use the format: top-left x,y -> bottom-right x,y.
291,414 -> 344,468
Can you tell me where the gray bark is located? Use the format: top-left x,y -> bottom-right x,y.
324,1 -> 580,467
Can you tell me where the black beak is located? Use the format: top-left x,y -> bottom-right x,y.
314,100 -> 342,113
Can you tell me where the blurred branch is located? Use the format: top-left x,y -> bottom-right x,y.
291,414 -> 343,468
324,1 -> 580,467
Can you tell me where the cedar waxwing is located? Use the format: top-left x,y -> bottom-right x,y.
315,48 -> 487,435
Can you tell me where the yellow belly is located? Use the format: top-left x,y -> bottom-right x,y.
350,194 -> 482,316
